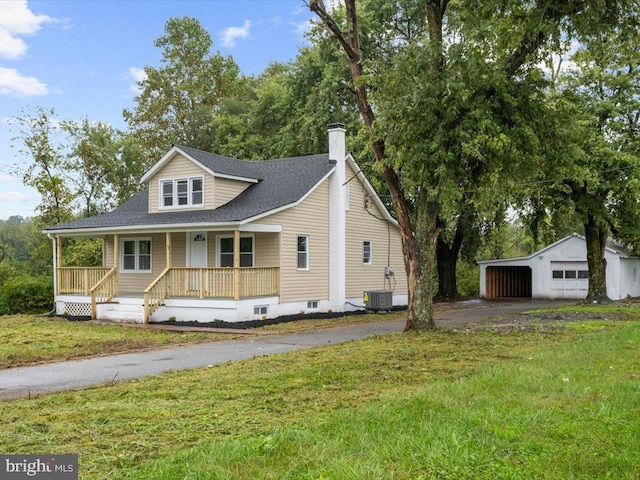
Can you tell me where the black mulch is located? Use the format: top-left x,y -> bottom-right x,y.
153,305 -> 406,330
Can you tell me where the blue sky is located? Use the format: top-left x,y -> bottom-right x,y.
0,0 -> 315,220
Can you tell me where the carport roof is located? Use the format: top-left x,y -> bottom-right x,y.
478,233 -> 637,265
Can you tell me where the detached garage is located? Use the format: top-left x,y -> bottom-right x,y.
479,233 -> 640,300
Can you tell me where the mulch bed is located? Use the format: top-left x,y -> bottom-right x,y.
154,306 -> 406,330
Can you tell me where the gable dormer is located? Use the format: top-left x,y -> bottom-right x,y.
141,146 -> 259,214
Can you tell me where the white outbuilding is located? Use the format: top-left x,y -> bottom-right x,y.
479,233 -> 640,300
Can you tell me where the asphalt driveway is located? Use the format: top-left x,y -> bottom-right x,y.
0,299 -> 571,401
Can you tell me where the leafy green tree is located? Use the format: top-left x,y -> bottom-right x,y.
62,118 -> 123,216
0,216 -> 53,278
10,107 -> 73,227
544,14 -> 640,299
310,0 -> 625,330
123,16 -> 242,163
11,108 -> 145,225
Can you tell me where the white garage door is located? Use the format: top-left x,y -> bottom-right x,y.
550,261 -> 589,299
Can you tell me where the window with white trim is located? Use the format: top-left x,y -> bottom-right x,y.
297,236 -> 309,270
218,236 -> 254,267
121,238 -> 152,272
254,305 -> 268,315
363,240 -> 372,265
307,300 -> 318,309
160,177 -> 204,208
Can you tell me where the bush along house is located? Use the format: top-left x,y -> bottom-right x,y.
44,125 -> 408,323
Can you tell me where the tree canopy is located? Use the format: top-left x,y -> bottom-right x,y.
311,0 -> 636,329
123,16 -> 242,163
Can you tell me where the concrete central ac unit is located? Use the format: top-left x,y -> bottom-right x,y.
363,290 -> 393,311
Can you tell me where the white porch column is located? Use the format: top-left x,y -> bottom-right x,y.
328,123 -> 347,310
234,229 -> 241,300
50,235 -> 58,296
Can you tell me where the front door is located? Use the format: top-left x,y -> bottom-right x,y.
188,232 -> 208,267
188,232 -> 208,291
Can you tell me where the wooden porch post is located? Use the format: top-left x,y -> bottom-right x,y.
113,234 -> 120,319
166,232 -> 172,268
84,269 -> 90,295
166,232 -> 172,297
234,229 -> 240,300
113,234 -> 119,272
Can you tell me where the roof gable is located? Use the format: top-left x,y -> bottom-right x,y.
478,233 -> 637,265
140,145 -> 260,184
345,154 -> 397,226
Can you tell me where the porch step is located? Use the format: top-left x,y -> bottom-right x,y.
99,302 -> 144,323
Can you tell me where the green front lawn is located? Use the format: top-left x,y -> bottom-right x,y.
0,316 -> 219,368
1,307 -> 637,479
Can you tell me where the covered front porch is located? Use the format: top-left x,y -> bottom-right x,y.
53,228 -> 281,323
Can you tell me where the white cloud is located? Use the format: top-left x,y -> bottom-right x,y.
0,173 -> 20,183
0,29 -> 27,59
221,20 -> 252,48
291,20 -> 311,36
323,0 -> 341,11
0,67 -> 47,96
0,0 -> 52,59
127,66 -> 147,94
0,191 -> 32,202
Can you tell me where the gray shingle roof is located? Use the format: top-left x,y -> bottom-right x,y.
175,145 -> 262,180
46,149 -> 335,232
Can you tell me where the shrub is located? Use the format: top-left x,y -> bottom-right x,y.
457,261 -> 480,297
0,275 -> 54,315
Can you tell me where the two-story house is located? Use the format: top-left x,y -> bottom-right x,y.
45,124 -> 408,323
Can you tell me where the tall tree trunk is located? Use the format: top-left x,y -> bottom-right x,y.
436,238 -> 459,298
584,214 -> 609,300
436,202 -> 476,298
310,0 -> 440,331
404,196 -> 439,331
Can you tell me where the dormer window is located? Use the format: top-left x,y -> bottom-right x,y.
160,177 -> 204,209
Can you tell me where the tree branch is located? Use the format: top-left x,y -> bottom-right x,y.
309,0 -> 360,63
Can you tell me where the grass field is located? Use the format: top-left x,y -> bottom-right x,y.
1,305 -> 638,479
0,311 -> 406,368
0,316 -> 219,368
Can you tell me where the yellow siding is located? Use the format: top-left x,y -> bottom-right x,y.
345,164 -> 408,298
170,232 -> 187,267
215,177 -> 251,207
176,232 -> 278,268
104,233 -> 167,293
105,230 -> 280,294
255,233 -> 280,267
255,181 -> 330,303
104,235 -> 114,267
147,154 -> 214,213
207,232 -> 217,267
